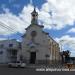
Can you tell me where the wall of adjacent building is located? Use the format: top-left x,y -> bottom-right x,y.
0,39 -> 19,63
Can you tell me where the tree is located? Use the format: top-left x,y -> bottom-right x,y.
60,50 -> 70,64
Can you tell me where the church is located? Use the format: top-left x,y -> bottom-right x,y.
21,8 -> 61,64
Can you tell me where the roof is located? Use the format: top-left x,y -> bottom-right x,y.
25,24 -> 44,30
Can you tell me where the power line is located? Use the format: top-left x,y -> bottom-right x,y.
0,20 -> 16,33
0,20 -> 22,41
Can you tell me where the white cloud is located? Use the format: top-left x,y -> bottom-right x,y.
0,4 -> 38,35
55,35 -> 75,56
0,0 -> 75,34
0,8 -> 27,35
70,51 -> 75,57
55,35 -> 75,46
40,0 -> 75,29
67,28 -> 75,33
19,4 -> 34,27
0,4 -> 39,35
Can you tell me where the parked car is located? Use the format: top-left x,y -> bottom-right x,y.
8,61 -> 26,68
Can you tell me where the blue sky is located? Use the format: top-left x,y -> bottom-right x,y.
0,0 -> 75,56
0,0 -> 46,14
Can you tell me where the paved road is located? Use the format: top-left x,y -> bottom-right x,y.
0,65 -> 75,75
0,66 -> 73,75
0,66 -> 36,75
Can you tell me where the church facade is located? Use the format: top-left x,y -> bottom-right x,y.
21,8 -> 61,64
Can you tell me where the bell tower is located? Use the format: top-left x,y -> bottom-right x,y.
31,8 -> 38,25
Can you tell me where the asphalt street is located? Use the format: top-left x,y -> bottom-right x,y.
0,66 -> 36,75
0,65 -> 74,75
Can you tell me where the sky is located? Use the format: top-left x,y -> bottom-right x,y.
0,0 -> 75,56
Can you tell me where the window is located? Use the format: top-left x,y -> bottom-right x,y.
0,51 -> 3,54
18,43 -> 21,49
0,44 -> 4,48
9,44 -> 13,47
31,31 -> 37,37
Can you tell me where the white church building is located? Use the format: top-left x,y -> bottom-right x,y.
21,8 -> 61,64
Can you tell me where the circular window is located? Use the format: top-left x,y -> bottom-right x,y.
31,31 -> 37,37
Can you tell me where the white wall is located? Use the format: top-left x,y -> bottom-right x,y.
0,39 -> 19,63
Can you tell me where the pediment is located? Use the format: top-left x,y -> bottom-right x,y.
25,24 -> 44,30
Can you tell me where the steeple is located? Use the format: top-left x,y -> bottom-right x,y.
31,8 -> 38,25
